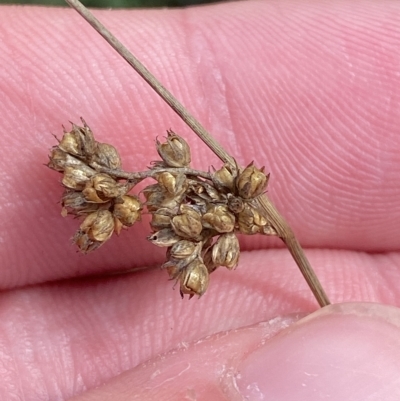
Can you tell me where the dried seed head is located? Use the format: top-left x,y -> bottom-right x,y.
171,205 -> 203,239
236,162 -> 269,199
148,228 -> 181,247
237,203 -> 268,235
144,186 -> 165,212
92,174 -> 121,197
82,174 -> 122,203
58,131 -> 80,156
150,212 -> 171,231
156,131 -> 191,167
190,180 -> 223,203
180,259 -> 209,298
202,246 -> 218,273
212,163 -> 236,192
212,232 -> 240,270
113,195 -> 142,227
74,210 -> 115,253
202,205 -> 235,233
157,172 -> 187,197
79,210 -> 115,241
48,148 -> 69,172
170,240 -> 196,260
48,148 -> 92,172
227,194 -> 245,214
62,122 -> 97,159
62,165 -> 95,190
61,190 -> 103,216
91,142 -> 122,169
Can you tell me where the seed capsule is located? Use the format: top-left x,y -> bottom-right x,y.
148,228 -> 181,247
61,190 -> 102,216
202,205 -> 235,233
48,148 -> 91,172
212,163 -> 236,192
113,195 -> 142,227
156,131 -> 191,168
237,203 -> 268,235
82,174 -> 122,203
91,142 -> 122,169
58,131 -> 80,156
180,259 -> 209,298
47,148 -> 69,172
150,212 -> 171,230
157,172 -> 187,197
74,210 -> 115,253
79,210 -> 115,241
170,240 -> 196,260
212,232 -> 240,270
144,186 -> 165,212
236,162 -> 269,199
202,247 -> 218,273
62,165 -> 95,190
61,121 -> 97,159
171,205 -> 203,239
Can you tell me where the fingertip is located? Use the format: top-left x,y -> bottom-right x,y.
237,302 -> 400,401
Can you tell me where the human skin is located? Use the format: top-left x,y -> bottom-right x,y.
1,1 -> 400,400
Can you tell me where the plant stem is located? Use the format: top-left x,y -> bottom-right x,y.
63,0 -> 330,307
252,196 -> 330,307
99,166 -> 212,181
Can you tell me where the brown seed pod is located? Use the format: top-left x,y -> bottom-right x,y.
58,131 -> 80,156
180,259 -> 209,298
113,195 -> 142,227
169,240 -> 197,260
237,203 -> 268,235
171,205 -> 203,239
157,172 -> 187,197
62,165 -> 95,190
156,131 -> 191,168
202,246 -> 218,273
148,228 -> 181,247
61,121 -> 97,159
227,194 -> 245,214
82,173 -> 122,203
202,204 -> 235,233
236,162 -> 269,199
212,163 -> 236,192
48,148 -> 91,172
74,209 -> 115,253
61,190 -> 103,216
150,212 -> 171,231
212,232 -> 240,270
47,148 -> 70,172
91,142 -> 122,169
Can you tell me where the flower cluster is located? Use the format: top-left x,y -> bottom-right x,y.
47,120 -> 142,253
48,122 -> 276,298
145,131 -> 276,298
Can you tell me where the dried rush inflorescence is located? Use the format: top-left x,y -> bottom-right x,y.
48,120 -> 277,298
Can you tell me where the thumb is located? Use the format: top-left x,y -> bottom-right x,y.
70,303 -> 400,401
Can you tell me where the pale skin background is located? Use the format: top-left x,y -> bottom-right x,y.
1,0 -> 400,400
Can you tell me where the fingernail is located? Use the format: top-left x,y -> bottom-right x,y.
236,303 -> 400,401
